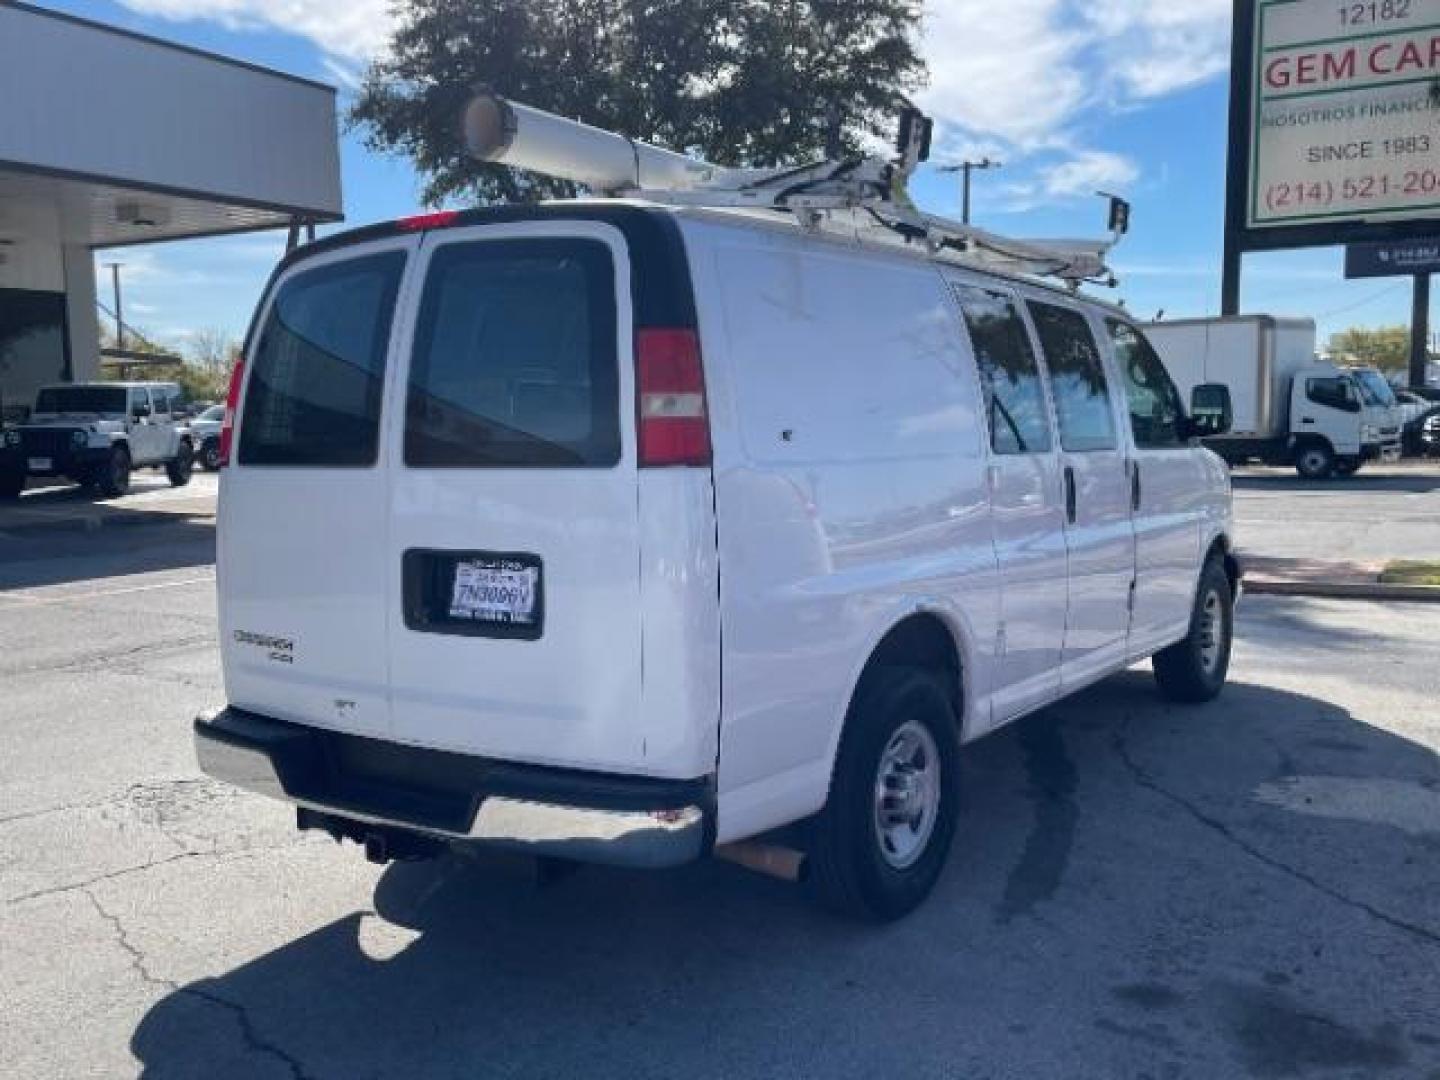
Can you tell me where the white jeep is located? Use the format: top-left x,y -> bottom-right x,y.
0,381 -> 196,499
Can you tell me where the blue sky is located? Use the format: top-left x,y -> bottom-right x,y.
51,0 -> 1431,351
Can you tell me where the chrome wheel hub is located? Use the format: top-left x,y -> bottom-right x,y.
873,720 -> 941,870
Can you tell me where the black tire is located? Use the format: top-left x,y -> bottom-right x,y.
199,437 -> 221,471
1294,442 -> 1334,480
1334,458 -> 1361,477
166,440 -> 194,487
0,470 -> 23,500
97,445 -> 131,498
1153,557 -> 1234,704
806,667 -> 959,922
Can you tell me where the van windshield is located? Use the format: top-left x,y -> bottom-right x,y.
404,238 -> 620,468
34,386 -> 128,414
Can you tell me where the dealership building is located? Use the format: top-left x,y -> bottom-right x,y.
0,1 -> 342,415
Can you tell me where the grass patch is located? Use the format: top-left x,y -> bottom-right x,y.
1380,561 -> 1440,587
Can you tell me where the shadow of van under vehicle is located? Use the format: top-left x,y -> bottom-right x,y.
0,506 -> 214,592
131,673 -> 1440,1079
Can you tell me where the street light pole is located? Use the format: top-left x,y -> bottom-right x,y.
941,158 -> 1002,225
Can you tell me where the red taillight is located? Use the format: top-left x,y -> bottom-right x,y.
218,357 -> 244,468
397,210 -> 461,231
636,328 -> 711,467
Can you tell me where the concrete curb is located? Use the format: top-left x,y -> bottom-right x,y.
0,511 -> 214,539
1245,578 -> 1440,603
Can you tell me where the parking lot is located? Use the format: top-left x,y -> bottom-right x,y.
2,471 -> 1438,1079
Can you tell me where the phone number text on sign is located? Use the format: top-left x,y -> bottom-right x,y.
1249,0 -> 1440,228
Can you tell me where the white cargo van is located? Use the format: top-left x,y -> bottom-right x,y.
194,198 -> 1240,919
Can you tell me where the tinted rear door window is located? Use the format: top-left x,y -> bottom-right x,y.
1027,301 -> 1118,453
953,284 -> 1053,455
405,239 -> 620,468
239,252 -> 405,467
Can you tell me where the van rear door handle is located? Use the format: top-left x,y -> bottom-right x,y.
1130,461 -> 1141,512
1063,466 -> 1077,524
1301,417 -> 1315,424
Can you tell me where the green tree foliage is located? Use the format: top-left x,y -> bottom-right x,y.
1327,325 -> 1414,374
351,0 -> 925,205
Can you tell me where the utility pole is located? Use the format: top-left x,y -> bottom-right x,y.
940,158 -> 1001,225
103,262 -> 124,351
1410,272 -> 1431,389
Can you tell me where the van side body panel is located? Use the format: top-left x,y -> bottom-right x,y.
680,217 -> 1001,844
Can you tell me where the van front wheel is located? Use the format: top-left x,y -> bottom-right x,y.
807,667 -> 959,922
1153,557 -> 1233,703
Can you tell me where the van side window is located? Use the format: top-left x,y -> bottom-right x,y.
1027,302 -> 1117,453
129,388 -> 149,416
1106,320 -> 1186,448
952,284 -> 1052,454
405,239 -> 620,468
239,252 -> 405,467
150,387 -> 170,415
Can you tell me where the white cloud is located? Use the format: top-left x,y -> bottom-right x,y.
1083,1 -> 1232,99
1040,149 -> 1138,198
921,0 -> 1089,149
116,0 -> 391,62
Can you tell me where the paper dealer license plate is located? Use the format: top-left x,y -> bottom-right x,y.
448,558 -> 540,625
28,457 -> 52,471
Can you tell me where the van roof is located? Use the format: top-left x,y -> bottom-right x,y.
278,200 -> 1128,319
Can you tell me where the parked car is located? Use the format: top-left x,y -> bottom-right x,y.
0,382 -> 195,499
192,198 -> 1241,921
1422,411 -> 1440,457
1395,389 -> 1432,426
1402,401 -> 1440,457
189,404 -> 226,470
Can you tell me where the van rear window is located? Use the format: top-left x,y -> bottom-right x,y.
404,239 -> 620,468
238,252 -> 405,467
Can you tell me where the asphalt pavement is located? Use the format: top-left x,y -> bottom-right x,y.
1233,462 -> 1440,566
2,472 -> 1438,1079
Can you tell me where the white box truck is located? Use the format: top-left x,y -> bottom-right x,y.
1144,316 -> 1403,479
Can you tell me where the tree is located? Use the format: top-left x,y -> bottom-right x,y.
351,0 -> 925,206
1327,326 -> 1413,375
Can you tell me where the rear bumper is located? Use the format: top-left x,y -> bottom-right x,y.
194,707 -> 712,869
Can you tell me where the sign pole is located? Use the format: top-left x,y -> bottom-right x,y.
1220,0 -> 1253,317
1410,273 -> 1431,389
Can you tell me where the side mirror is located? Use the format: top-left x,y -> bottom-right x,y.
1189,383 -> 1232,438
132,404 -> 151,420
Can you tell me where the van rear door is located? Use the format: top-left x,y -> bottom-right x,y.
220,235 -> 417,738
383,222 -> 650,774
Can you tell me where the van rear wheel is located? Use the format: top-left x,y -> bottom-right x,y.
807,667 -> 959,922
1153,557 -> 1233,703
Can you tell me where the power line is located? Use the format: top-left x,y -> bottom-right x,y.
1316,283 -> 1407,320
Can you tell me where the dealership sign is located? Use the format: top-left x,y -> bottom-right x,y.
1345,236 -> 1440,276
1249,0 -> 1440,230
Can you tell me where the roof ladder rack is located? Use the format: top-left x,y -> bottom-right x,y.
463,93 -> 1131,291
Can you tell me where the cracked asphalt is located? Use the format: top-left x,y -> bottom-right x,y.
2,474 -> 1439,1079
